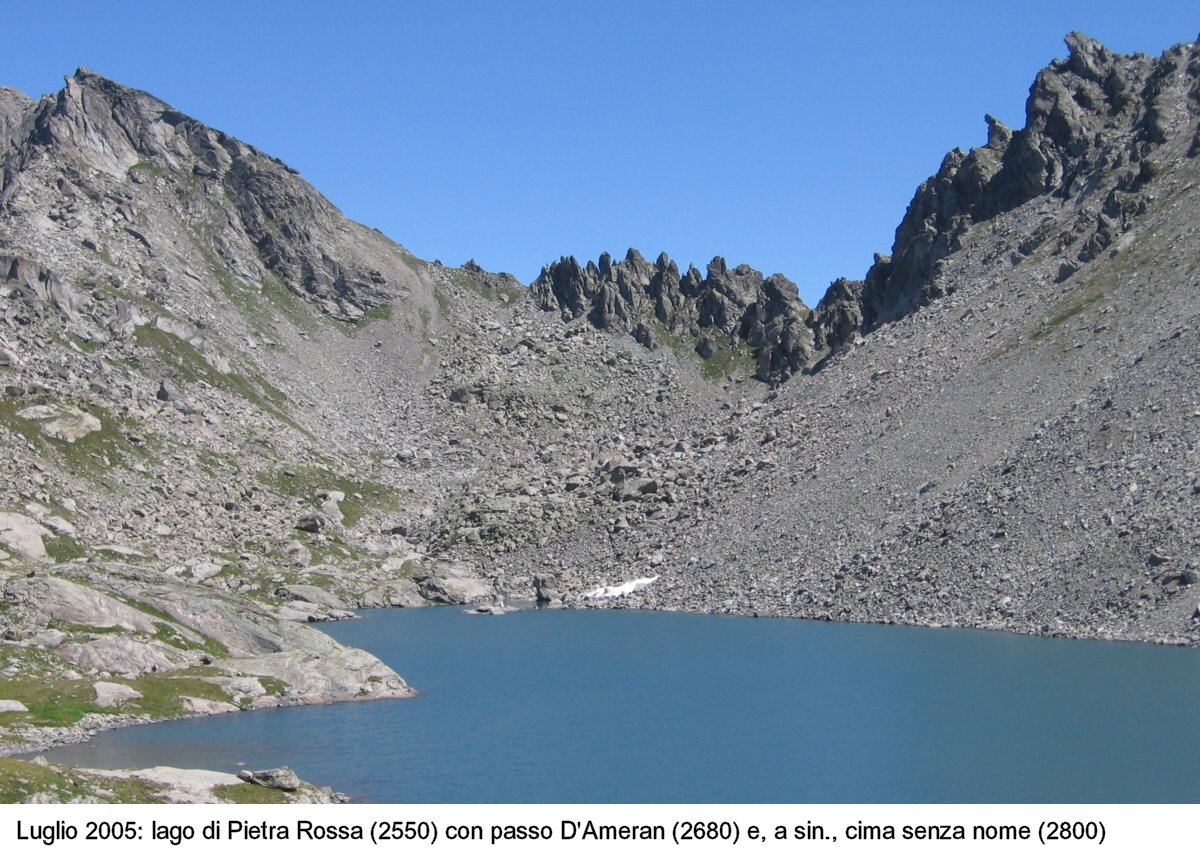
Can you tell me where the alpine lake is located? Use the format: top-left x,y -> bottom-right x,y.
40,606 -> 1200,803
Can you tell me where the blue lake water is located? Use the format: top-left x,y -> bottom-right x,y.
41,607 -> 1200,802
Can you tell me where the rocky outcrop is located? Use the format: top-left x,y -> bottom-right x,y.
2,69 -> 397,321
1,255 -> 84,322
531,250 -> 816,383
0,565 -> 414,755
844,32 -> 1199,344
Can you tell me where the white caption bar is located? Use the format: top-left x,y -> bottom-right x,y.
0,804 -> 1194,853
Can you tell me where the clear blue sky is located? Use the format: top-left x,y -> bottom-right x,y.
3,2 -> 1196,304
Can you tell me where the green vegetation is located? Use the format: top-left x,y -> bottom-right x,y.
68,333 -> 100,353
652,322 -> 757,381
0,758 -> 169,804
398,248 -> 428,272
700,340 -> 757,381
256,464 -> 406,528
0,398 -> 153,486
127,160 -> 164,177
132,323 -> 299,431
0,678 -> 102,727
259,272 -> 319,332
288,532 -> 364,566
114,596 -> 229,657
433,283 -> 454,317
334,301 -> 393,336
126,673 -> 231,716
211,782 -> 292,804
0,662 -> 232,727
1031,288 -> 1106,340
354,302 -> 392,327
1026,229 -> 1146,345
44,534 -> 87,562
447,268 -> 523,304
196,247 -> 282,338
257,676 -> 287,696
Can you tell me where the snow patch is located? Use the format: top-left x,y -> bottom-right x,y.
580,576 -> 659,599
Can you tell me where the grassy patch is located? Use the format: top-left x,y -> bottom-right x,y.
700,340 -> 757,381
126,673 -> 231,717
0,678 -> 102,726
0,758 -> 171,803
257,464 -> 406,528
212,782 -> 292,804
115,596 -> 229,657
133,323 -> 300,432
68,334 -> 100,353
354,302 -> 392,327
334,301 -> 394,336
44,534 -> 88,563
433,284 -> 454,317
259,272 -> 319,332
291,532 -> 364,565
127,160 -> 165,178
446,268 -> 523,304
398,248 -> 428,272
651,322 -> 757,381
1031,288 -> 1106,340
196,246 -> 295,341
0,657 -> 231,726
0,399 -> 152,486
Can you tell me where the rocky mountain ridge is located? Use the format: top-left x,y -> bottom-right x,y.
1,32 -> 1198,797
533,33 -> 1198,383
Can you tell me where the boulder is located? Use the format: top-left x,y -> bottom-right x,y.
179,696 -> 239,714
295,514 -> 328,534
416,565 -> 491,605
533,573 -> 561,604
238,767 -> 301,792
275,584 -> 346,610
0,512 -> 52,561
92,681 -> 143,707
318,490 -> 345,524
219,646 -> 413,704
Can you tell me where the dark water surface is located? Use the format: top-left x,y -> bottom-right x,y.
42,608 -> 1200,802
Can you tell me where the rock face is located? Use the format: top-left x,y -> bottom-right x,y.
0,563 -> 414,750
3,70 -> 395,321
531,250 -> 815,383
852,32 -> 1184,339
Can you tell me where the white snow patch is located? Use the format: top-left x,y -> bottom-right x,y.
580,575 -> 659,599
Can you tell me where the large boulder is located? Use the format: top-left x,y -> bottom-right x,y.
416,565 -> 491,605
92,681 -> 143,707
0,513 -> 51,562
